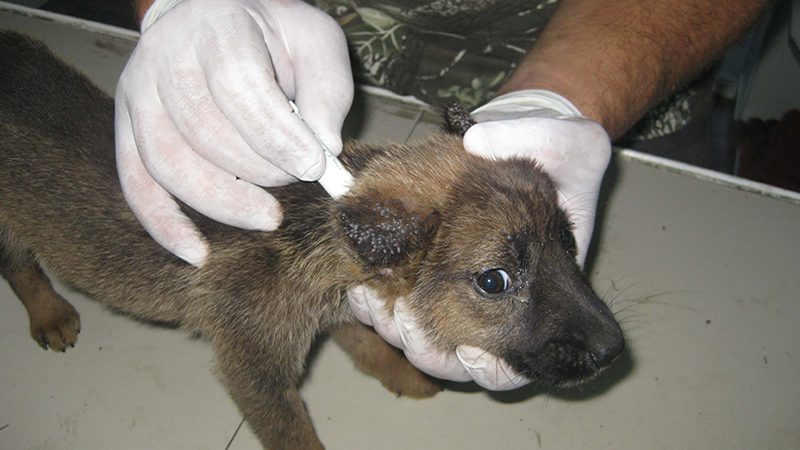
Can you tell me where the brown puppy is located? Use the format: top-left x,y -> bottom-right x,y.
0,32 -> 623,449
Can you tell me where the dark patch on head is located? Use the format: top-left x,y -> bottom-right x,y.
339,195 -> 440,268
507,227 -> 536,275
441,102 -> 476,137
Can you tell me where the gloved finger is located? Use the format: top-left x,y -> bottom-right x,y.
130,103 -> 283,232
199,16 -> 326,181
394,299 -> 472,381
346,284 -> 374,326
282,4 -> 354,156
115,100 -> 209,266
456,345 -> 530,391
157,69 -> 297,187
363,290 -> 404,349
463,117 -> 611,174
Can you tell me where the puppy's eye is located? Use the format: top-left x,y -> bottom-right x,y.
475,268 -> 512,295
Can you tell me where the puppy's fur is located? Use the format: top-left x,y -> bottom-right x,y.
0,33 -> 623,449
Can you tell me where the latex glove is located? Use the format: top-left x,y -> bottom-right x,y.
348,285 -> 530,390
464,89 -> 612,266
115,0 -> 353,266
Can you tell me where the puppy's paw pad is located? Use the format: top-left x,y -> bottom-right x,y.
381,369 -> 442,399
29,299 -> 81,352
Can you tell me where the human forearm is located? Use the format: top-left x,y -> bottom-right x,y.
500,0 -> 771,140
132,0 -> 155,24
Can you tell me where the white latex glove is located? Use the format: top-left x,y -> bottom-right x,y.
464,89 -> 612,266
348,90 -> 610,390
115,0 -> 353,266
348,285 -> 530,391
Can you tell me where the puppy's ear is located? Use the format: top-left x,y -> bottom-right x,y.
339,192 -> 440,268
442,102 -> 476,137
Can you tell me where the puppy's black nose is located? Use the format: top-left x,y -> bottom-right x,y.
589,332 -> 625,368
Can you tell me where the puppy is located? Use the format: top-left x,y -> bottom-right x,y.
0,32 -> 624,449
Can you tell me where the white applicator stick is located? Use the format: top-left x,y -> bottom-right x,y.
288,101 -> 354,199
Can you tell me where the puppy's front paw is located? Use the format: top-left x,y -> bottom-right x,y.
332,324 -> 442,398
28,293 -> 81,352
379,363 -> 442,399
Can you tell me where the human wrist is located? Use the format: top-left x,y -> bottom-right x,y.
503,71 -> 615,127
472,89 -> 583,123
133,0 -> 155,25
498,47 -> 635,139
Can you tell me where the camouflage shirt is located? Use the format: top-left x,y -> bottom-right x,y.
314,0 -> 709,140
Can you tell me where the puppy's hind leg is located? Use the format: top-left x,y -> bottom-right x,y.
0,228 -> 80,351
333,323 -> 441,398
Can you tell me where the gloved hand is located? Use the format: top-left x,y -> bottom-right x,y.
115,0 -> 353,266
348,90 -> 611,390
348,285 -> 530,391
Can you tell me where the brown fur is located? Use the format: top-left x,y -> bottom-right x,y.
0,33 -> 623,449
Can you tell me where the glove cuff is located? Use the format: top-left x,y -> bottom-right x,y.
141,0 -> 185,32
471,89 -> 583,122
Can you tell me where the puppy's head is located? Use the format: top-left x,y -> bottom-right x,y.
338,111 -> 623,388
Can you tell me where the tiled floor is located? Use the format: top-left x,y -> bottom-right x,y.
2,5 -> 800,449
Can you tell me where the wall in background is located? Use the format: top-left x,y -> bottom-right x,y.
739,0 -> 800,121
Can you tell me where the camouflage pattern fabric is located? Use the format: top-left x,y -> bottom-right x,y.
313,0 -> 706,140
